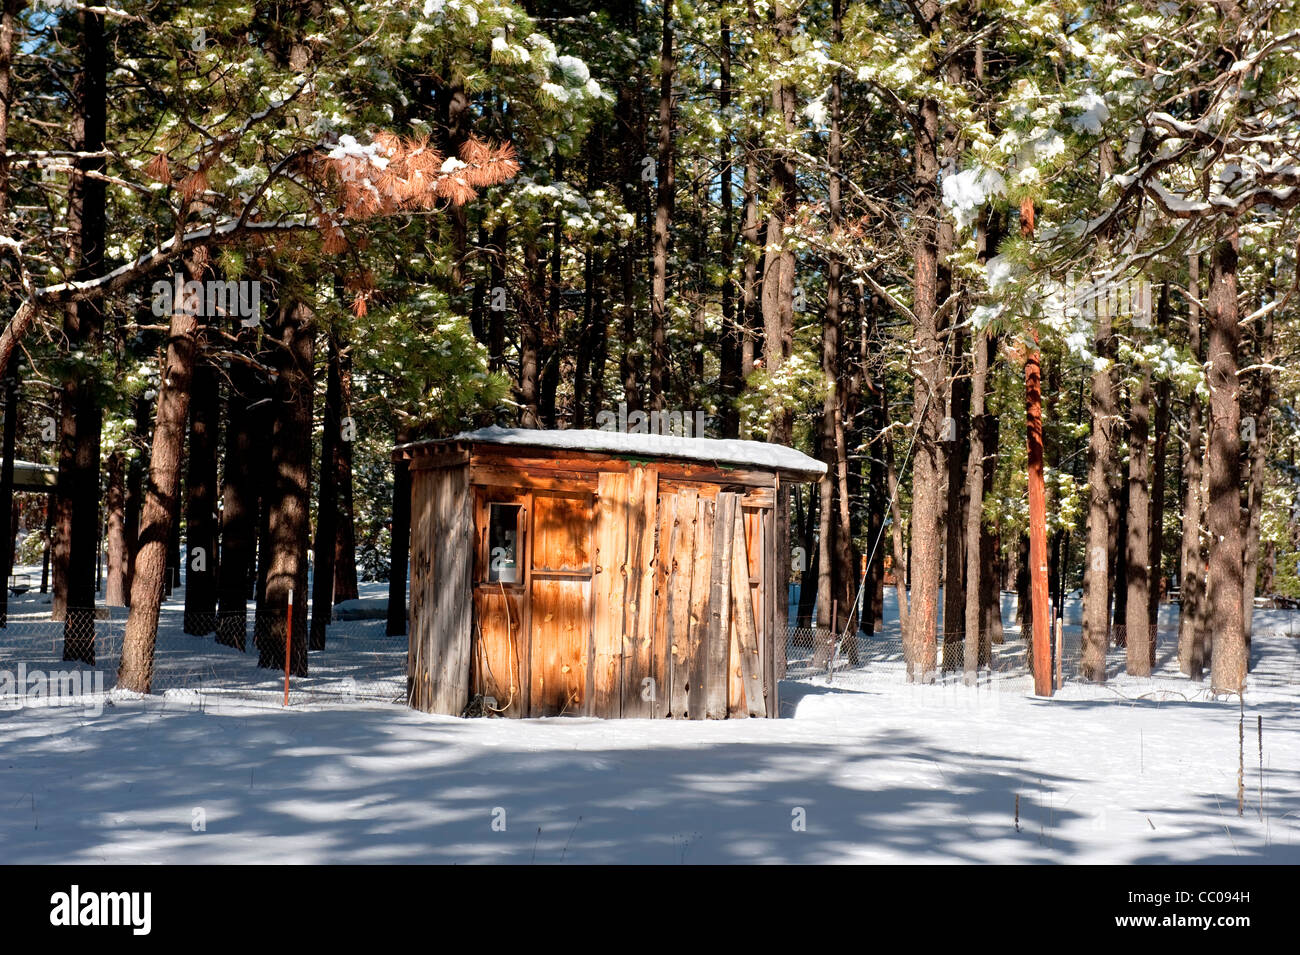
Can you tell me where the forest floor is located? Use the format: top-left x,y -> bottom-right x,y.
1,575 -> 1297,863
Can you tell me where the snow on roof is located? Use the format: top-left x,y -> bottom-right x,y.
405,426 -> 827,480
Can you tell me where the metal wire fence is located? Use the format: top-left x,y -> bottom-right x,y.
784,602 -> 1300,697
4,592 -> 1299,715
0,606 -> 407,710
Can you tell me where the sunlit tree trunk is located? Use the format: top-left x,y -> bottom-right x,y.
1207,233 -> 1246,694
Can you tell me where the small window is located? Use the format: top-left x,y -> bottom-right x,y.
487,503 -> 523,584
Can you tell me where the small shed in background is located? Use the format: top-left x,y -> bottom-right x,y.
395,427 -> 825,719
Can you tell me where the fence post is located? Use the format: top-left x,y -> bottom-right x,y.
283,588 -> 293,707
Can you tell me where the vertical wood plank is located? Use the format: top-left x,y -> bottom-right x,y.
622,466 -> 659,717
731,503 -> 766,717
667,487 -> 698,717
706,492 -> 736,719
423,464 -> 473,715
650,491 -> 675,718
686,497 -> 716,720
529,577 -> 589,715
591,471 -> 629,717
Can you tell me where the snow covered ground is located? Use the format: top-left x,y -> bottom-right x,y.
1,576 -> 1297,863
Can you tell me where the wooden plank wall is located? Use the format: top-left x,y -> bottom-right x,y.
621,467 -> 660,717
407,463 -> 473,715
657,487 -> 770,719
591,472 -> 629,717
408,450 -> 789,719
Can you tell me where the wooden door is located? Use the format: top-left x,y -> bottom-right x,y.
527,490 -> 593,716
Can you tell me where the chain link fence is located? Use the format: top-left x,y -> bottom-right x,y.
0,605 -> 407,710
5,589 -> 1299,715
784,591 -> 1300,698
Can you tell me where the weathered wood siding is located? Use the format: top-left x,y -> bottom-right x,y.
407,461 -> 473,715
406,446 -> 795,719
591,472 -> 629,717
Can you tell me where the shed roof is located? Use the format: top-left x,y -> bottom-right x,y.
401,426 -> 827,481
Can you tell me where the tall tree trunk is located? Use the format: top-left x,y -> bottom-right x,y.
1016,532 -> 1032,634
216,331 -> 261,650
862,293 -> 885,634
333,334 -> 359,604
796,484 -> 818,627
829,6 -> 858,655
1147,377 -> 1170,664
963,329 -> 994,679
182,356 -> 219,634
123,395 -> 148,601
1242,292 -> 1272,643
813,0 -> 851,668
573,249 -> 595,429
1125,368 -> 1153,675
1207,234 -> 1246,694
762,1 -> 798,448
942,325 -> 969,670
616,74 -> 645,415
0,357 -> 16,625
0,0 -> 17,623
648,0 -> 674,412
1081,291 -> 1118,681
905,89 -> 946,681
103,451 -> 127,606
886,426 -> 909,641
539,161 -> 564,429
58,5 -> 108,661
1179,254 -> 1207,678
1110,463 -> 1129,642
740,108 -> 760,386
117,252 -> 207,693
1025,345 -> 1052,695
310,330 -> 343,651
165,506 -> 181,596
718,17 -> 741,438
487,222 -> 508,372
254,302 -> 314,675
518,236 -> 543,428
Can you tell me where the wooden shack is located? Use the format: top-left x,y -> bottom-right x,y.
395,426 -> 826,719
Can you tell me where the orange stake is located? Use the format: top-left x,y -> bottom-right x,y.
1025,339 -> 1053,696
283,588 -> 294,707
